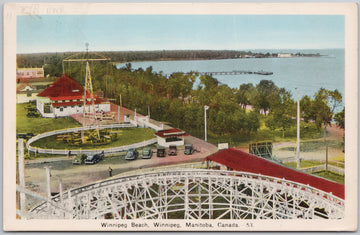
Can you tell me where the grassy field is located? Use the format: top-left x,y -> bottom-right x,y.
17,103 -> 80,134
279,139 -> 342,152
283,160 -> 322,169
330,155 -> 345,162
313,171 -> 344,184
31,128 -> 156,150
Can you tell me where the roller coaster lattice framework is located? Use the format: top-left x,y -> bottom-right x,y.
26,169 -> 344,220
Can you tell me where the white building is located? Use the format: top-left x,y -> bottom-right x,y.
36,74 -> 110,118
154,128 -> 186,147
16,67 -> 44,79
277,53 -> 292,58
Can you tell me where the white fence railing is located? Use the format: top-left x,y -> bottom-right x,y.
28,138 -> 157,155
25,123 -> 161,155
134,116 -> 163,131
301,164 -> 344,175
115,161 -> 207,178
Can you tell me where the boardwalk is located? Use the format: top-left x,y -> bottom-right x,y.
182,70 -> 273,76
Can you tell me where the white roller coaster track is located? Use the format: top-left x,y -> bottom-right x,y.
24,169 -> 344,220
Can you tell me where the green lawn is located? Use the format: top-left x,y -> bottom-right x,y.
17,103 -> 80,134
279,140 -> 342,152
313,171 -> 344,184
284,160 -> 322,169
31,128 -> 155,150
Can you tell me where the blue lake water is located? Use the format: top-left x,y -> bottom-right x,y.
117,49 -> 344,102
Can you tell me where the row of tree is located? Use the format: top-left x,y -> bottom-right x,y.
17,49 -> 321,68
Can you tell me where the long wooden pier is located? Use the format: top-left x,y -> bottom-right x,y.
183,70 -> 273,76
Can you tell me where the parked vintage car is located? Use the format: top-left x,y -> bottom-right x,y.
168,145 -> 177,156
72,154 -> 87,165
141,147 -> 153,159
157,147 -> 166,157
125,148 -> 139,160
85,151 -> 105,164
184,144 -> 195,155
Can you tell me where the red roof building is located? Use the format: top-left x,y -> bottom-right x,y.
36,74 -> 110,118
206,148 -> 344,199
154,128 -> 188,147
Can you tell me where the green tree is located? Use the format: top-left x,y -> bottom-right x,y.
236,83 -> 256,108
253,80 -> 279,114
265,88 -> 296,137
167,72 -> 196,100
334,108 -> 345,129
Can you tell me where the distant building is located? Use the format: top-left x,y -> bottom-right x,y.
36,74 -> 110,118
16,67 -> 44,79
154,128 -> 187,147
16,82 -> 52,103
277,53 -> 292,58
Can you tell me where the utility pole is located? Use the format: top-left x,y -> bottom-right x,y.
59,178 -> 63,203
45,166 -> 51,199
204,105 -> 209,142
296,88 -> 301,170
118,94 -> 121,123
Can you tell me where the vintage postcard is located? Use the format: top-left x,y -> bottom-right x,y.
3,2 -> 358,231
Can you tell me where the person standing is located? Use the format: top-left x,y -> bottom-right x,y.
108,166 -> 113,177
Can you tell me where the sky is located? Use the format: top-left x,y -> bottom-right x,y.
17,15 -> 344,53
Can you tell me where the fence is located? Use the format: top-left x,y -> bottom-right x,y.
134,116 -> 163,131
300,164 -> 344,175
25,123 -> 159,155
115,161 -> 207,178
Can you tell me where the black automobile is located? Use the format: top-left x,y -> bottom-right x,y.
125,148 -> 139,160
157,147 -> 166,157
168,145 -> 177,156
184,144 -> 194,155
85,151 -> 104,164
72,154 -> 87,165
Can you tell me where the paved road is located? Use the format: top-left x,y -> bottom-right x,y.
23,135 -> 218,209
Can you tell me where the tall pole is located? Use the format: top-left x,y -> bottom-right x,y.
117,94 -> 120,123
296,88 -> 301,170
204,105 -> 209,142
45,166 -> 51,199
59,178 -> 63,203
325,124 -> 328,171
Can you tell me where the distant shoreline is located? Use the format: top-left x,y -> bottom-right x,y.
112,52 -> 324,66
16,49 -> 330,70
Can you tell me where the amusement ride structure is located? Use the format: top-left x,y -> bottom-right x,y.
62,44 -> 111,143
23,168 -> 344,220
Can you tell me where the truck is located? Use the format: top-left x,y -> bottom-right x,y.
168,145 -> 177,156
157,147 -> 166,157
